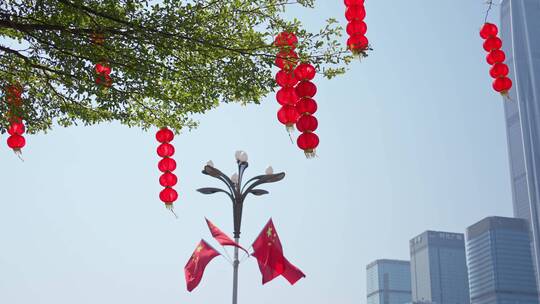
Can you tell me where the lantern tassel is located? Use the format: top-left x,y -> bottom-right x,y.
166,204 -> 178,219
304,149 -> 317,159
13,149 -> 24,162
501,91 -> 513,101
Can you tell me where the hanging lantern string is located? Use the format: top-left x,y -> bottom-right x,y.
287,132 -> 294,144
168,208 -> 178,219
484,0 -> 494,24
15,152 -> 24,162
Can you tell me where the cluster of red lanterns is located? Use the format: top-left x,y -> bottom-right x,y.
156,127 -> 179,214
5,84 -> 26,157
294,63 -> 319,158
274,32 -> 320,158
480,23 -> 512,96
91,33 -> 112,88
275,32 -> 300,133
344,0 -> 369,55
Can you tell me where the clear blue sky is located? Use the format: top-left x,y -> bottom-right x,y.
0,1 -> 513,303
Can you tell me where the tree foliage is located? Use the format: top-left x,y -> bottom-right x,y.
0,0 -> 352,133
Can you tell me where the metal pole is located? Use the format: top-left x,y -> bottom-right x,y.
232,164 -> 242,304
232,238 -> 240,304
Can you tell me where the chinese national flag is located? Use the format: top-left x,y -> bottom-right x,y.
251,219 -> 305,285
282,257 -> 305,285
184,239 -> 221,292
205,218 -> 248,254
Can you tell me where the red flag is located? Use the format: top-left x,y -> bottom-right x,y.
205,218 -> 249,254
184,239 -> 221,292
282,257 -> 306,285
251,219 -> 305,285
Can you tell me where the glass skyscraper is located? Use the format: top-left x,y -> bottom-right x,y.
466,216 -> 538,304
410,231 -> 470,304
500,0 -> 540,288
366,259 -> 412,304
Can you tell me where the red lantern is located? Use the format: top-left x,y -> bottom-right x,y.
159,187 -> 178,204
157,143 -> 175,157
6,95 -> 22,107
297,132 -> 319,158
483,37 -> 502,52
347,20 -> 367,36
493,77 -> 513,94
296,98 -> 318,115
95,74 -> 113,87
90,33 -> 105,45
276,87 -> 298,105
8,122 -> 25,135
274,32 -> 298,49
345,5 -> 366,21
158,157 -> 177,172
6,85 -> 22,106
6,84 -> 22,98
275,50 -> 299,70
296,115 -> 318,133
159,172 -> 178,187
277,105 -> 299,128
480,23 -> 498,39
156,127 -> 174,143
95,62 -> 111,75
487,50 -> 506,65
7,134 -> 25,150
347,35 -> 369,53
344,0 -> 364,5
8,115 -> 22,124
275,70 -> 299,87
103,75 -> 113,88
489,63 -> 509,78
294,63 -> 316,81
295,81 -> 317,98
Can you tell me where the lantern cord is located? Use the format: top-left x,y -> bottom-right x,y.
484,0 -> 494,24
166,206 -> 178,219
14,150 -> 24,162
503,93 -> 514,102
288,132 -> 294,144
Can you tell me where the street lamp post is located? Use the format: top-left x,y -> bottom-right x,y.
197,151 -> 285,304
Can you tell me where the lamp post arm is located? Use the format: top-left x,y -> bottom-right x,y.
240,174 -> 266,193
196,187 -> 234,202
241,172 -> 285,202
203,165 -> 237,199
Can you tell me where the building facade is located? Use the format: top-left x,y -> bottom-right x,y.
500,0 -> 540,288
466,216 -> 538,304
410,231 -> 470,304
367,259 -> 412,304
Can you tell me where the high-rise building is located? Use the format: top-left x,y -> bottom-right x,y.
366,259 -> 412,304
466,216 -> 538,304
500,0 -> 540,287
410,231 -> 470,304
